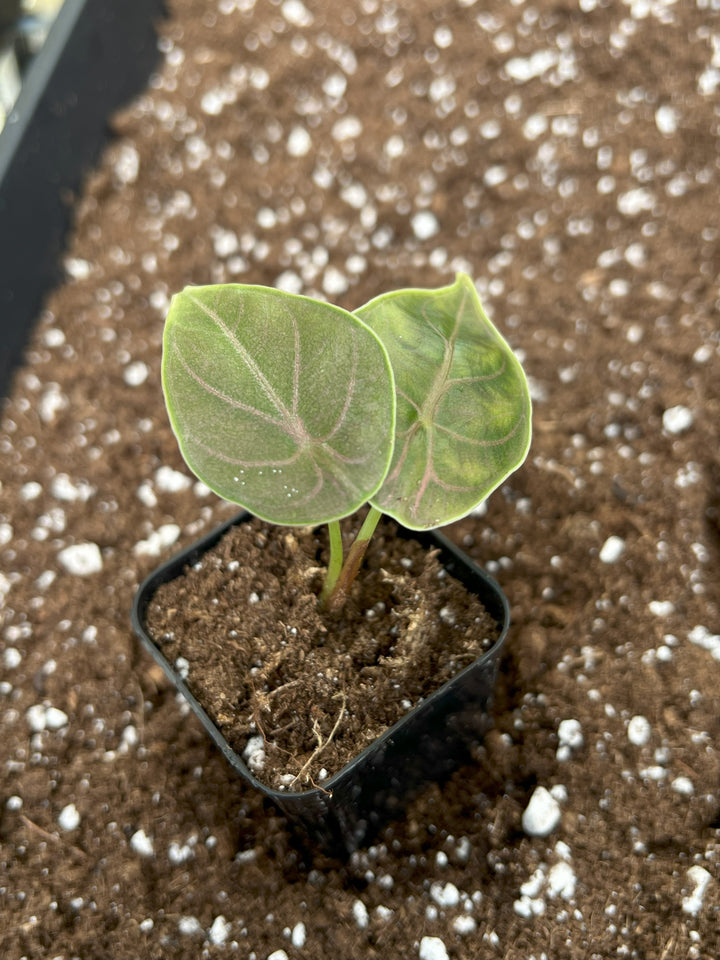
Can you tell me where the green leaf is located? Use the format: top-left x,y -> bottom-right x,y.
162,284 -> 396,526
356,273 -> 532,530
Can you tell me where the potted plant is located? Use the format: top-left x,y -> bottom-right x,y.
132,272 -> 532,853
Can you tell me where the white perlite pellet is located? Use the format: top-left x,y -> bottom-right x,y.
649,600 -> 675,617
523,113 -> 548,140
454,836 -> 471,863
209,916 -> 231,945
137,482 -> 158,507
555,840 -> 572,861
617,187 -> 655,215
419,936 -> 449,960
452,915 -> 477,935
671,776 -> 694,797
662,404 -> 694,434
43,327 -> 65,348
51,475 -> 95,502
682,866 -> 712,915
384,134 -> 404,157
212,228 -> 239,257
36,570 -> 56,590
627,715 -> 651,746
639,765 -> 667,782
434,25 -> 453,47
168,840 -> 194,864
411,211 -> 439,240
133,524 -> 181,557
599,536 -> 625,563
341,182 -> 367,208
439,605 -> 456,625
282,0 -> 313,27
520,866 -> 545,899
25,705 -> 47,732
514,894 -> 546,918
276,270 -> 303,294
505,49 -> 558,82
430,881 -> 460,908
688,625 -> 720,660
558,719 -> 583,749
201,89 -> 225,116
174,657 -> 190,680
123,361 -> 149,386
155,465 -> 192,492
58,803 -> 80,832
546,861 -> 577,900
322,266 -> 348,296
129,829 -> 154,857
323,73 -> 347,98
243,735 -> 266,773
551,784 -> 568,804
26,704 -> 69,732
150,289 -> 169,312
20,481 -> 43,501
291,922 -> 306,948
114,143 -> 140,184
287,125 -> 312,157
267,950 -> 289,960
39,384 -> 68,423
332,116 -> 362,141
178,916 -> 201,936
65,257 -> 92,280
0,572 -> 12,601
58,543 -> 103,575
3,647 -> 21,669
522,786 -> 561,837
655,104 -> 679,135
352,900 -> 369,929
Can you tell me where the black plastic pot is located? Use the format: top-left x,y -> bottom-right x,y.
132,511 -> 509,855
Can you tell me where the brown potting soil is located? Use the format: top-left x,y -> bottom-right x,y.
145,514 -> 499,791
1,0 -> 719,958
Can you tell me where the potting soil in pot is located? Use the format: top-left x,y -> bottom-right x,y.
145,515 -> 499,789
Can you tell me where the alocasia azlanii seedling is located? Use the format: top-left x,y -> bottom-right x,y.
162,274 -> 531,611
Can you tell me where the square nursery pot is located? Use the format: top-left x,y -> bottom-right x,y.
131,511 -> 510,855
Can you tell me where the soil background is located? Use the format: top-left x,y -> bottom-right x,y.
1,0 -> 719,958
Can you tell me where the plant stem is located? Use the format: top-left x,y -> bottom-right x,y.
318,519 -> 344,608
320,506 -> 383,614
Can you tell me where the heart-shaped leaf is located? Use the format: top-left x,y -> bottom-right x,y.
162,284 -> 395,525
356,273 -> 531,530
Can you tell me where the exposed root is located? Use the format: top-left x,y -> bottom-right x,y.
290,692 -> 346,788
21,815 -> 89,861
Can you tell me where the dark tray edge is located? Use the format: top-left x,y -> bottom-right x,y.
0,0 -> 165,400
